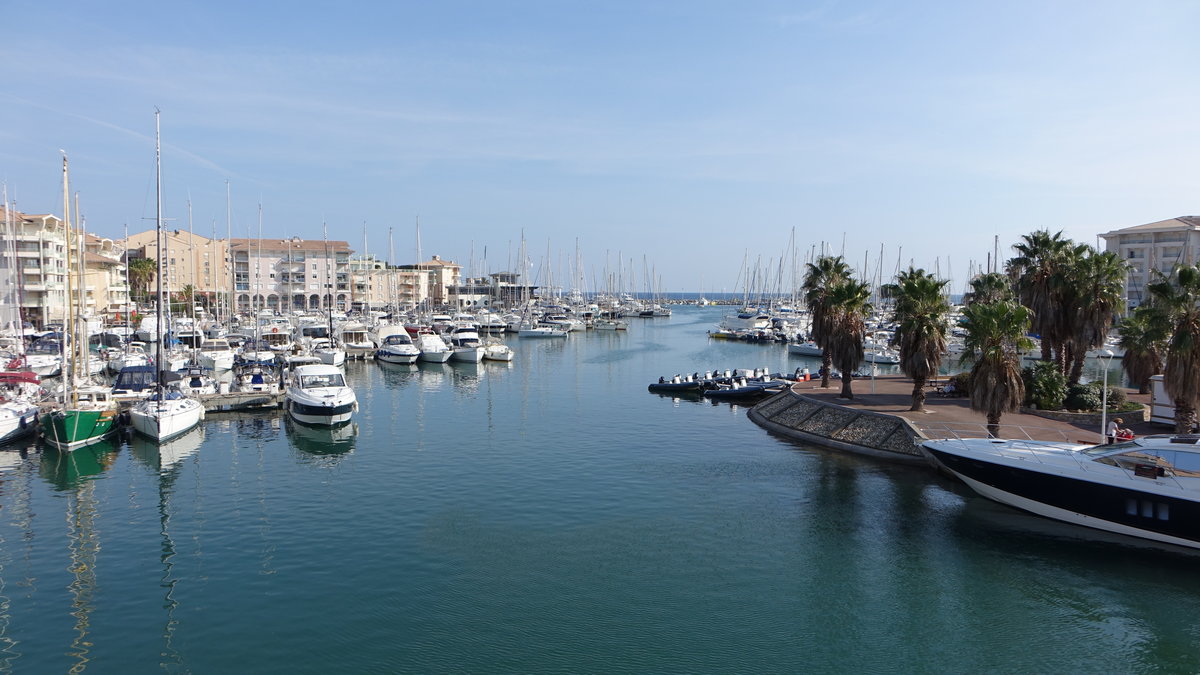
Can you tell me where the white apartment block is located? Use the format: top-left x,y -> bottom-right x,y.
230,237 -> 353,312
1100,216 -> 1200,310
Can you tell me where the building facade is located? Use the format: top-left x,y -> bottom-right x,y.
82,234 -> 130,319
348,255 -> 431,312
230,237 -> 353,312
1,207 -> 68,328
1099,216 -> 1200,310
124,228 -> 229,304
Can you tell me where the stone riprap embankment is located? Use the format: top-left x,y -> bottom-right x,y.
749,386 -> 929,464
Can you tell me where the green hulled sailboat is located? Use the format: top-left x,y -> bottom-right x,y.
41,154 -> 118,451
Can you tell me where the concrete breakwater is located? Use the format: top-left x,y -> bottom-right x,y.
748,386 -> 930,465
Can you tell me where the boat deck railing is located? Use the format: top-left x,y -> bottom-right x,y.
914,421 -> 1089,445
919,422 -> 1198,492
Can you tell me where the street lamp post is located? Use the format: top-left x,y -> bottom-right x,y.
1099,349 -> 1114,442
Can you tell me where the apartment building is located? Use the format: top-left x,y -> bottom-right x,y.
0,207 -> 129,327
124,228 -> 229,302
230,237 -> 352,312
1099,216 -> 1200,310
348,255 -> 430,312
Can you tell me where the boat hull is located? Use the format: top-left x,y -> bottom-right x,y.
925,445 -> 1200,550
287,399 -> 355,425
41,409 -> 117,451
0,404 -> 39,445
129,398 -> 205,443
375,349 -> 419,365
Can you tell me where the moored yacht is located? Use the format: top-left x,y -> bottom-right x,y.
129,389 -> 206,443
197,338 -> 236,371
375,333 -> 420,365
448,324 -> 484,363
285,363 -> 357,425
416,331 -> 452,363
922,433 -> 1200,550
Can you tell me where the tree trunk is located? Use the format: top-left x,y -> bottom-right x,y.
910,376 -> 926,412
820,350 -> 833,388
986,412 -> 1001,439
839,371 -> 854,399
1174,399 -> 1196,435
1040,337 -> 1052,362
1067,348 -> 1086,386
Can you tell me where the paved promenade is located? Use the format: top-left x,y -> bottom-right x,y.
790,374 -> 1154,445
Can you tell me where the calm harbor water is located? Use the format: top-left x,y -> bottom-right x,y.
0,305 -> 1197,673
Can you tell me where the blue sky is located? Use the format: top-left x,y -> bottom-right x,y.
4,1 -> 1200,295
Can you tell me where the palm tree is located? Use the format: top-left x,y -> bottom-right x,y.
826,278 -> 872,399
1062,248 -> 1127,385
890,268 -> 950,411
962,272 -> 1013,306
1008,230 -> 1072,364
1146,264 -> 1200,433
127,257 -> 157,304
959,301 -> 1034,438
1117,306 -> 1165,395
802,255 -> 851,388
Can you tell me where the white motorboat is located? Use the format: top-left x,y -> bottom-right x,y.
197,338 -> 236,371
285,363 -> 357,426
416,332 -> 452,363
448,324 -> 484,363
787,341 -> 823,357
310,337 -> 346,367
518,324 -> 569,338
482,341 -> 514,362
375,333 -> 420,365
336,322 -> 373,350
863,347 -> 901,365
922,433 -> 1200,550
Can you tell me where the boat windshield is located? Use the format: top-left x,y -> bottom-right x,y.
1081,441 -> 1141,456
1083,442 -> 1200,478
300,373 -> 345,388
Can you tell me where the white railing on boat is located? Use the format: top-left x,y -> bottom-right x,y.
916,422 -> 1195,491
913,421 -> 1088,444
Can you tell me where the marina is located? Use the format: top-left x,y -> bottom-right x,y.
0,305 -> 1197,672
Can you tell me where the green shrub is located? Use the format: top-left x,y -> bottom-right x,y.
1064,384 -> 1101,411
1027,361 -> 1067,410
1088,381 -> 1127,407
949,372 -> 971,394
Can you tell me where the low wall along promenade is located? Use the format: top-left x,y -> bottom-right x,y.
749,386 -> 929,464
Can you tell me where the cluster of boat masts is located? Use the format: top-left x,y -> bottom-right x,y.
0,300 -> 679,451
709,308 -> 1127,365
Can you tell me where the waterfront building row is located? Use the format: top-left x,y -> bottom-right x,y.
1,205 -> 540,327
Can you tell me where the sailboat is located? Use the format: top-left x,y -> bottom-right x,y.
41,153 -> 120,451
128,110 -> 205,443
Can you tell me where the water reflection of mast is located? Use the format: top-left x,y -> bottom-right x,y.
66,479 -> 99,672
157,458 -> 182,669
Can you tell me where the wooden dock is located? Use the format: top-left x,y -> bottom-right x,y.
198,391 -> 284,412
